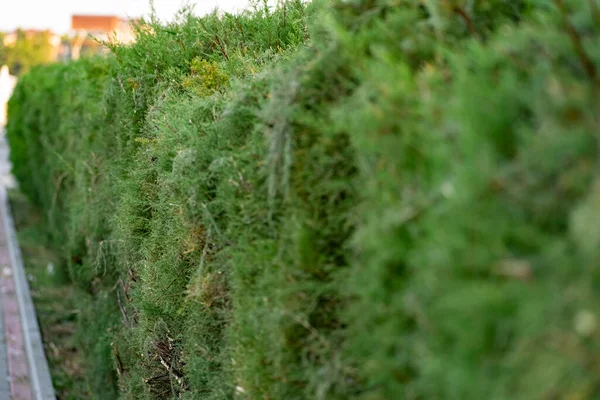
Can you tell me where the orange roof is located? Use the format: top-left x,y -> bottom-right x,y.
72,15 -> 127,32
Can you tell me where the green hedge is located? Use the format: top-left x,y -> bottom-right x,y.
7,0 -> 600,398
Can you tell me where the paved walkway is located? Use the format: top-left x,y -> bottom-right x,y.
0,127 -> 55,400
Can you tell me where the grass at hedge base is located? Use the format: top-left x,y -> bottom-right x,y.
7,0 -> 600,399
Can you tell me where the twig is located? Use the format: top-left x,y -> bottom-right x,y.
117,290 -> 131,329
234,17 -> 246,51
159,355 -> 188,390
453,6 -> 477,37
120,278 -> 130,302
115,347 -> 126,376
199,235 -> 210,272
201,203 -> 223,239
145,373 -> 169,383
555,0 -> 596,79
49,171 -> 68,217
49,342 -> 60,358
128,268 -> 138,282
117,75 -> 126,93
214,35 -> 229,61
590,0 -> 600,27
303,16 -> 308,41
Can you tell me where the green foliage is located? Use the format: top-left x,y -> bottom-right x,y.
7,0 -> 600,399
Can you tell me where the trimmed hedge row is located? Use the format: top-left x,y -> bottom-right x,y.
7,1 -> 600,399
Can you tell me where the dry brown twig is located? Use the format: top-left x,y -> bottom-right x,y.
555,0 -> 597,80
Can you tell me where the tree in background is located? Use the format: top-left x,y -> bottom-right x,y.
0,32 -> 6,66
1,29 -> 56,76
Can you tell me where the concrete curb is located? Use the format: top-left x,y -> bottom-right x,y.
0,187 -> 56,400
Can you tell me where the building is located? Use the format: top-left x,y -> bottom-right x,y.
70,15 -> 136,60
71,15 -> 135,43
2,16 -> 137,63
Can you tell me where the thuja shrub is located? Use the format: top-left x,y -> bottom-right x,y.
9,2 -> 309,398
8,0 -> 600,399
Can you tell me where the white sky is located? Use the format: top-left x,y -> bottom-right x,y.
0,0 -> 259,34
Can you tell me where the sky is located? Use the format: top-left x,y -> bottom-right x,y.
0,0 -> 258,34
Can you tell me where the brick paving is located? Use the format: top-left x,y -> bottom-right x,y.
0,267 -> 9,397
0,128 -> 55,399
0,222 -> 33,399
0,126 -> 31,399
